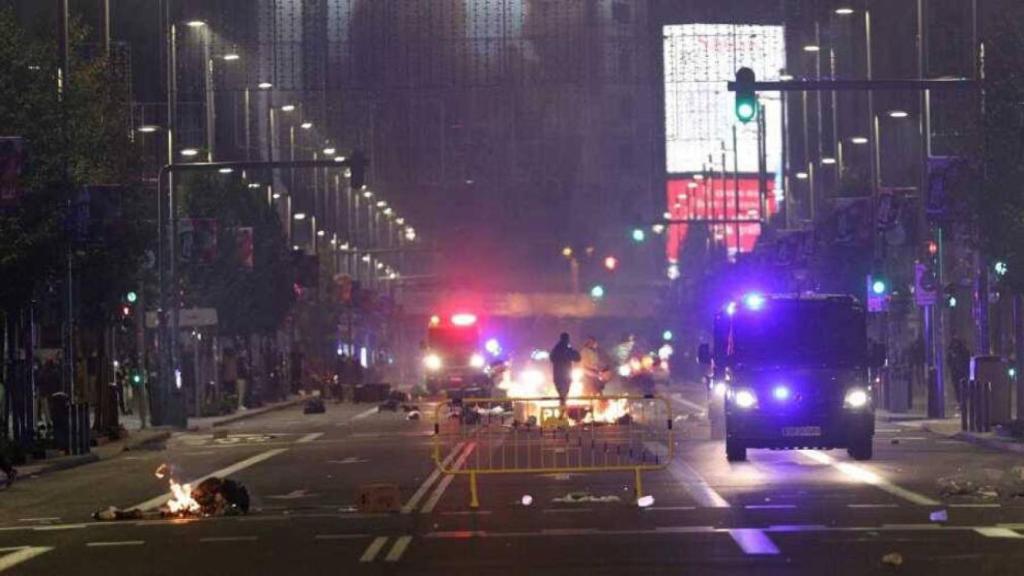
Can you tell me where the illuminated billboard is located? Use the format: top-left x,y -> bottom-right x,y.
664,24 -> 786,175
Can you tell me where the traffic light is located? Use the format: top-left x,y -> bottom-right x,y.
130,369 -> 144,386
631,228 -> 646,243
734,67 -> 757,124
662,330 -> 673,342
590,285 -> 606,300
995,260 -> 1008,277
126,291 -> 138,304
866,274 -> 889,312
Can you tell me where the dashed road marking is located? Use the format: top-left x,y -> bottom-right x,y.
17,518 -> 60,523
0,547 -> 54,573
351,407 -> 379,421
86,541 -> 145,547
420,443 -> 476,514
359,537 -> 389,562
952,503 -> 1001,508
131,448 -> 288,511
745,504 -> 796,510
975,527 -> 1023,539
401,441 -> 466,514
384,536 -> 413,562
847,503 -> 900,509
729,529 -> 781,555
798,450 -> 940,506
296,432 -> 324,443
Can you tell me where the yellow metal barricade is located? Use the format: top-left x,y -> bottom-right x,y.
432,395 -> 673,508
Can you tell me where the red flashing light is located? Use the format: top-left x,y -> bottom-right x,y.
450,313 -> 477,326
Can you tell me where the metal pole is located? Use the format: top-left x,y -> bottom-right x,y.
100,0 -> 111,58
244,87 -> 251,161
866,7 -> 878,200
1014,294 -> 1024,419
204,36 -> 214,161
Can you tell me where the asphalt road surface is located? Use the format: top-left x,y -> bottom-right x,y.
2,389 -> 1024,575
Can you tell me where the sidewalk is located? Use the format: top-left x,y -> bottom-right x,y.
14,396 -> 305,480
884,410 -> 1024,455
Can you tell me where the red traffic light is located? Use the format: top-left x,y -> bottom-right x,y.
604,256 -> 618,271
121,305 -> 131,317
927,241 -> 938,256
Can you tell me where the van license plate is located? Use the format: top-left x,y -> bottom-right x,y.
782,426 -> 821,437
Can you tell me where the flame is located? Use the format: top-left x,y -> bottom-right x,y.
157,464 -> 200,515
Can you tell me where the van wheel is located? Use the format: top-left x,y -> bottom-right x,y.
847,434 -> 873,461
726,440 -> 747,462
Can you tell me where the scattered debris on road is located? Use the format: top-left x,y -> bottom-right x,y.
303,396 -> 326,414
881,552 -> 904,567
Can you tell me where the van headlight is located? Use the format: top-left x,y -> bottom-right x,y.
712,381 -> 728,397
844,387 -> 870,409
424,354 -> 442,371
730,388 -> 758,409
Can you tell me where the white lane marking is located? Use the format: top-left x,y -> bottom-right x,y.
875,428 -> 902,433
401,441 -> 466,514
798,450 -> 940,506
441,510 -> 493,516
543,509 -> 594,514
296,432 -> 324,443
976,527 -> 1023,539
86,541 -> 145,547
130,448 -> 288,511
351,407 -> 379,421
729,529 -> 781,555
314,534 -> 370,540
847,503 -> 900,509
359,537 -> 389,562
657,447 -> 730,508
541,528 -> 601,536
646,506 -> 697,511
420,443 -> 477,514
33,524 -> 86,531
384,535 -> 413,562
671,394 -> 706,414
951,503 -> 1001,509
17,518 -> 61,523
745,504 -> 796,510
200,536 -> 258,543
0,546 -> 53,573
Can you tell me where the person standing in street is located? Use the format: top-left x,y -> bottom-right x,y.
550,333 -> 581,409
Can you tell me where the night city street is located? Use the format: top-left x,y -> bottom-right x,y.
4,388 -> 1024,575
5,0 -> 1024,574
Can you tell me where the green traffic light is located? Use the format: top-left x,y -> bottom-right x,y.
871,280 -> 887,295
590,285 -> 606,299
126,291 -> 138,303
632,228 -> 646,243
662,330 -> 673,342
736,100 -> 756,123
132,373 -> 143,384
995,261 -> 1008,276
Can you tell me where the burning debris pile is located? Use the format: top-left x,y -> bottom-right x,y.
93,464 -> 250,522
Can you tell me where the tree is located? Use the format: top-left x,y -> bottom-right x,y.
0,8 -> 150,440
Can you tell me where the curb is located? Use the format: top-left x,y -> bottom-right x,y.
208,397 -> 305,428
121,430 -> 172,451
24,453 -> 100,477
19,429 -> 173,479
949,430 -> 1024,455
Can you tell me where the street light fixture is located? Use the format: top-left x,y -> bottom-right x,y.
850,136 -> 870,145
280,104 -> 296,112
222,53 -> 240,61
293,212 -> 307,221
218,167 -> 233,174
334,156 -> 347,162
395,218 -> 405,226
362,190 -> 374,199
137,125 -> 160,133
821,157 -> 837,165
272,192 -> 281,200
888,110 -> 910,119
835,7 -> 855,15
186,20 -> 206,28
180,148 -> 199,157
803,45 -> 821,52
257,82 -> 273,90
301,122 -> 313,130
317,230 -> 326,237
383,208 -> 393,216
795,171 -> 809,180
376,201 -> 387,208
323,147 -> 337,155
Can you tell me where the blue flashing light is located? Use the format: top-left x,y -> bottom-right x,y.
772,385 -> 791,401
725,302 -> 737,316
743,293 -> 766,311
